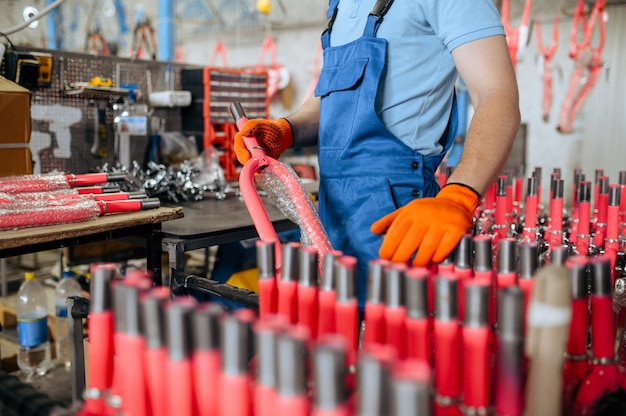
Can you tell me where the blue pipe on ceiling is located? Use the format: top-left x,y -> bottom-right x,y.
158,0 -> 175,61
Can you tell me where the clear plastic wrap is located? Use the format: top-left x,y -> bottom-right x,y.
255,160 -> 333,259
0,173 -> 70,194
0,198 -> 101,230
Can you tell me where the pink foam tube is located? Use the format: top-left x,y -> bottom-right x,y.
144,348 -> 167,416
299,285 -> 319,338
363,302 -> 385,347
278,280 -> 298,324
576,201 -> 591,256
120,334 -> 148,416
462,328 -> 490,410
87,312 -> 114,391
405,317 -> 430,363
166,360 -> 193,416
192,350 -> 221,416
434,321 -> 462,416
522,194 -> 538,242
318,290 -> 337,337
606,186 -> 620,283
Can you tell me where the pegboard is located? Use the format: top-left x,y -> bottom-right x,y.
2,47 -> 187,175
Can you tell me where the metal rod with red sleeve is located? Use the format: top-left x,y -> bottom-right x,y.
390,360 -> 433,416
570,169 -> 585,228
278,242 -> 300,325
191,303 -> 224,416
574,256 -> 620,415
513,166 -> 524,216
605,185 -> 621,283
383,263 -> 407,360
453,235 -> 473,323
497,238 -> 518,289
505,170 -> 514,222
547,178 -> 565,249
619,171 -> 626,234
140,287 -> 170,416
433,274 -> 462,416
533,167 -> 543,212
493,175 -> 509,242
219,313 -> 253,416
164,297 -> 197,416
355,344 -> 397,416
318,251 -> 342,337
78,264 -> 116,416
0,172 -> 127,193
562,256 -> 590,410
363,259 -> 388,348
473,235 -> 496,328
275,327 -> 311,416
298,246 -> 319,339
253,316 -> 285,416
461,283 -> 491,414
518,242 -> 539,331
494,286 -> 524,416
484,181 -> 497,215
335,256 -> 359,368
76,185 -> 121,194
521,176 -> 539,243
593,176 -> 610,249
404,267 -> 431,363
312,336 -> 350,416
593,169 -> 604,222
111,282 -> 149,416
256,240 -> 278,317
575,181 -> 592,256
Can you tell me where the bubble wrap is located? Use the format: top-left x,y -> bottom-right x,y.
0,198 -> 101,230
0,173 -> 70,193
255,161 -> 333,259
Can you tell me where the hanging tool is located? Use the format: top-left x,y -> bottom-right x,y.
90,99 -> 109,158
501,0 -> 532,67
557,0 -> 606,134
535,12 -> 559,122
132,7 -> 157,60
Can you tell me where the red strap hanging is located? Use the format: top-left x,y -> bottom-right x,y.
209,40 -> 229,67
558,0 -> 606,134
535,13 -> 559,121
502,0 -> 533,68
256,36 -> 282,98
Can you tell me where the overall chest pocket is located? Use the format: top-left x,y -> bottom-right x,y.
315,58 -> 369,150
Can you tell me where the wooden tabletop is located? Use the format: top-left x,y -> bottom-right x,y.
0,206 -> 184,251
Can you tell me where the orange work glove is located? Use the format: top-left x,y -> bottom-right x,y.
234,118 -> 294,165
370,183 -> 480,267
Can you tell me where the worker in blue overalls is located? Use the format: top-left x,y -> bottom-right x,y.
235,0 -> 520,307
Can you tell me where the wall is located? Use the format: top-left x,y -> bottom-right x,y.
516,4 -> 626,203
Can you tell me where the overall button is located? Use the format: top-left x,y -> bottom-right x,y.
410,161 -> 420,170
411,189 -> 420,197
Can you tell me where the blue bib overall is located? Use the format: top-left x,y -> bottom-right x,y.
314,0 -> 458,306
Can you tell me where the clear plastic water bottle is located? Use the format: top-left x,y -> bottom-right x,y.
16,272 -> 52,376
55,269 -> 82,367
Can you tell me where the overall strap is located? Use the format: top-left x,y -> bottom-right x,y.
364,0 -> 395,36
321,0 -> 395,47
321,0 -> 340,48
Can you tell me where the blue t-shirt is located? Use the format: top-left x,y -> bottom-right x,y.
329,0 -> 505,155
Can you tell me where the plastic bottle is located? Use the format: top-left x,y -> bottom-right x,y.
55,269 -> 82,367
16,272 -> 52,376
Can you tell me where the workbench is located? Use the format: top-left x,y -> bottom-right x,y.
0,206 -> 184,288
160,195 -> 297,283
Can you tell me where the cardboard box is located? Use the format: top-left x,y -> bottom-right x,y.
0,148 -> 33,176
0,76 -> 32,176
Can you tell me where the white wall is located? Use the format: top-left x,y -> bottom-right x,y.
516,4 -> 626,203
